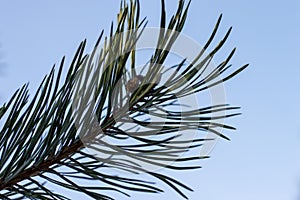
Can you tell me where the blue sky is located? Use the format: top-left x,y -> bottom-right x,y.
0,0 -> 300,200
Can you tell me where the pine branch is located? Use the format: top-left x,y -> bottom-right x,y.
0,0 -> 248,199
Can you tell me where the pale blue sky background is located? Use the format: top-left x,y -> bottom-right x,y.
0,0 -> 300,200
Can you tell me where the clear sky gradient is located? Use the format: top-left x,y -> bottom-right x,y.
0,0 -> 300,200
